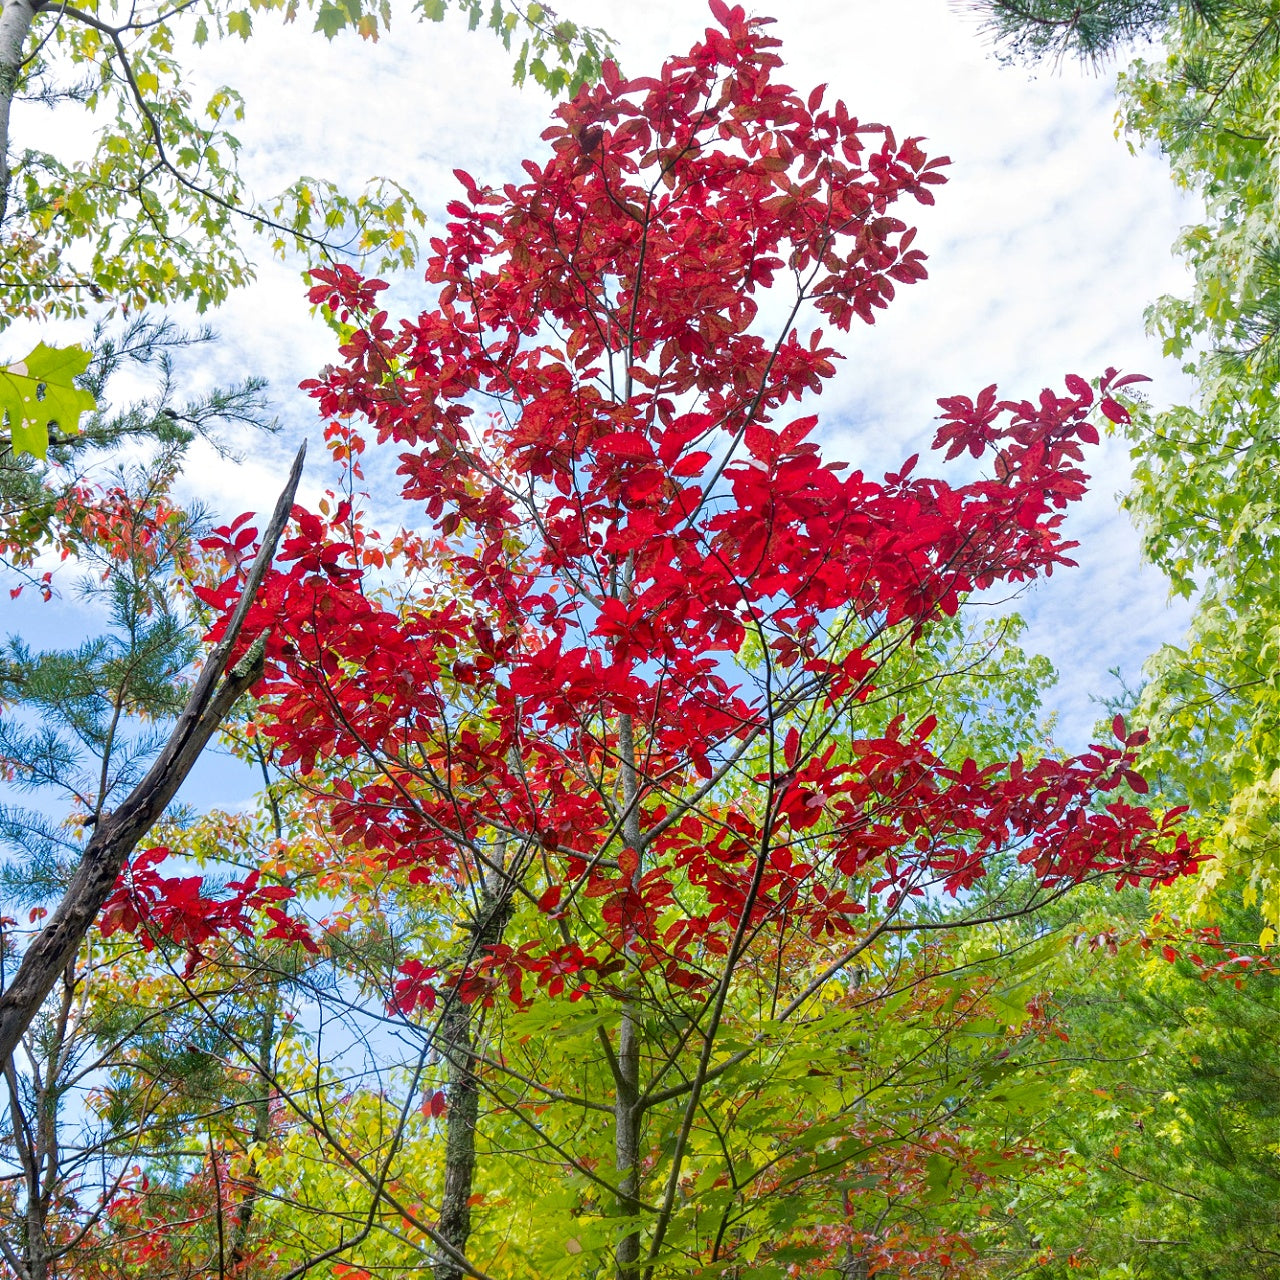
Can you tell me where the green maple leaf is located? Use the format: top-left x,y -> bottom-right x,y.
0,344 -> 97,460
313,3 -> 348,39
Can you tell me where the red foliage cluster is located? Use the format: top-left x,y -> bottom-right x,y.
101,846 -> 316,972
1084,911 -> 1279,988
183,7 -> 1199,1008
4,472 -> 187,601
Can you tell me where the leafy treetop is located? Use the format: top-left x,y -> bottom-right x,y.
0,0 -> 613,325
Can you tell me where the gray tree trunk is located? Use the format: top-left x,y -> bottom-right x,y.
433,886 -> 512,1280
613,711 -> 644,1280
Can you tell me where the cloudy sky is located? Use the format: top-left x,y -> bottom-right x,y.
12,0 -> 1202,796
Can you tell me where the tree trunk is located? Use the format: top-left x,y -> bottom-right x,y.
1,959 -> 77,1280
434,886 -> 512,1280
0,0 -> 41,229
840,1251 -> 869,1280
613,1004 -> 642,1279
613,711 -> 643,1280
229,979 -> 278,1269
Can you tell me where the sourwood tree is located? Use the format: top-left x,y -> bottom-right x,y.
150,8 -> 1200,1277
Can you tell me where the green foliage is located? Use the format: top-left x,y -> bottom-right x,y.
0,0 -> 613,325
988,889 -> 1280,1278
0,456 -> 199,909
850,611 -> 1057,764
1111,4 -> 1280,931
955,24 -> 1280,1273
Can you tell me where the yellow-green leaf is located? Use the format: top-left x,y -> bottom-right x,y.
0,344 -> 97,460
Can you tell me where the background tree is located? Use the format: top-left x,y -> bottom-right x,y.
936,9 -> 1280,1272
1113,6 -> 1280,935
971,0 -> 1280,926
952,885 -> 1280,1279
0,326 -> 303,1079
0,0 -> 613,324
965,0 -> 1225,63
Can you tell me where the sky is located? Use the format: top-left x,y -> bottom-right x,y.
8,0 -> 1203,801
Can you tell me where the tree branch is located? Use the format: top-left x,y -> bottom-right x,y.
0,442 -> 305,1066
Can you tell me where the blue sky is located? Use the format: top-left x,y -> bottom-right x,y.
7,0 -> 1202,804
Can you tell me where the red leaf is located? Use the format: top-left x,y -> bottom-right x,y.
671,450 -> 712,478
1063,373 -> 1093,404
1100,397 -> 1131,425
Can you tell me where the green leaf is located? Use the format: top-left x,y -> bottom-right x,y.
987,1078 -> 1052,1112
0,344 -> 97,460
313,3 -> 347,38
922,1153 -> 959,1204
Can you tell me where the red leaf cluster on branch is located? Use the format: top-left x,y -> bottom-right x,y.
100,846 -> 316,972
